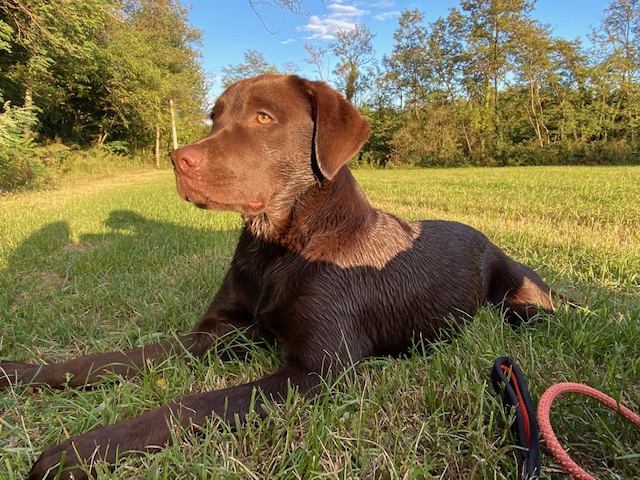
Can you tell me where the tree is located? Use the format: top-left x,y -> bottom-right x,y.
108,0 -> 207,162
522,37 -> 591,145
248,0 -> 304,15
220,49 -> 297,88
512,21 -> 555,146
458,0 -> 536,157
382,9 -> 470,164
590,0 -> 640,146
426,15 -> 465,104
329,23 -> 376,104
0,0 -> 207,158
384,10 -> 429,111
0,0 -> 113,134
303,43 -> 329,81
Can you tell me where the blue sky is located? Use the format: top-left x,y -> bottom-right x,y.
188,0 -> 608,96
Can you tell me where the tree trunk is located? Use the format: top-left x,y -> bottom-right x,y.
345,65 -> 357,103
24,87 -> 33,139
461,120 -> 473,155
96,131 -> 108,148
155,124 -> 161,169
529,80 -> 544,148
169,99 -> 178,150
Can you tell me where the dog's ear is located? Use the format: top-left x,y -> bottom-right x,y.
304,80 -> 371,180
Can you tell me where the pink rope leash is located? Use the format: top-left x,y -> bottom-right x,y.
537,382 -> 640,480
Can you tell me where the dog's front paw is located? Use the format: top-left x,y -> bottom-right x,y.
29,407 -> 173,479
29,425 -> 122,480
30,440 -> 90,480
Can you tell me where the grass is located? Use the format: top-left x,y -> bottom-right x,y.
0,166 -> 639,479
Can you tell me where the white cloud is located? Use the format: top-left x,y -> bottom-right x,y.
300,16 -> 354,40
299,1 -> 368,40
373,10 -> 401,21
328,3 -> 367,17
370,0 -> 396,8
298,1 -> 398,40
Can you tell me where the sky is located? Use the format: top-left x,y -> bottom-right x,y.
187,0 -> 608,97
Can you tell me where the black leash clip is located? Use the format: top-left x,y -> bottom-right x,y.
491,356 -> 541,480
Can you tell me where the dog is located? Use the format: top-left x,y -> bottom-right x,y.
1,74 -> 556,479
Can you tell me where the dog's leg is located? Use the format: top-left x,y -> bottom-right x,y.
1,314 -> 265,393
482,247 -> 555,324
504,263 -> 556,321
29,363 -> 322,480
0,272 -> 266,390
0,332 -> 212,389
0,322 -> 268,390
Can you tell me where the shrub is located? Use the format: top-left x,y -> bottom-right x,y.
0,98 -> 47,191
498,140 -> 639,166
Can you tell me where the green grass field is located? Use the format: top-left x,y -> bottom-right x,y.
1,166 -> 639,479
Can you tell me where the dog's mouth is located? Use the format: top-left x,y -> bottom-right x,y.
174,172 -> 209,208
185,193 -> 208,209
174,172 -> 260,213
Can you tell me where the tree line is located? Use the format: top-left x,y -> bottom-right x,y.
1,0 -> 639,190
373,0 -> 640,167
1,0 -> 207,189
224,0 -> 640,167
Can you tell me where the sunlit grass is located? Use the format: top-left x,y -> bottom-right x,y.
1,166 -> 638,478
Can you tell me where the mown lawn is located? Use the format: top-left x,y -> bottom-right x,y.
1,166 -> 638,479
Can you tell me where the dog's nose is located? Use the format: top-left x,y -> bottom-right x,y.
171,145 -> 204,172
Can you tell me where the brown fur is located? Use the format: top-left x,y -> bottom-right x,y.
1,75 -> 555,480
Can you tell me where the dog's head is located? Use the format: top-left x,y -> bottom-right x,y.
170,75 -> 370,215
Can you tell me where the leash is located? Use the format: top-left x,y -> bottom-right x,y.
537,382 -> 640,480
492,357 -> 640,480
491,357 -> 541,479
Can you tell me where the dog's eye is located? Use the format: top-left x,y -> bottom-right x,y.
256,113 -> 272,125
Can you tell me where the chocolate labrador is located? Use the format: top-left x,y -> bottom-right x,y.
1,74 -> 556,479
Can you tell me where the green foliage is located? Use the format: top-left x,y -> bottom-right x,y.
95,0 -> 207,149
0,0 -> 207,179
499,139 -> 636,166
0,98 -> 47,191
0,18 -> 12,52
220,49 -> 298,89
34,141 -> 147,177
358,105 -> 401,167
358,0 -> 640,167
329,23 -> 376,103
1,0 -> 638,181
387,107 -> 467,167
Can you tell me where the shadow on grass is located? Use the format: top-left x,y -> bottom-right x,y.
5,209 -> 241,272
0,210 -> 241,354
